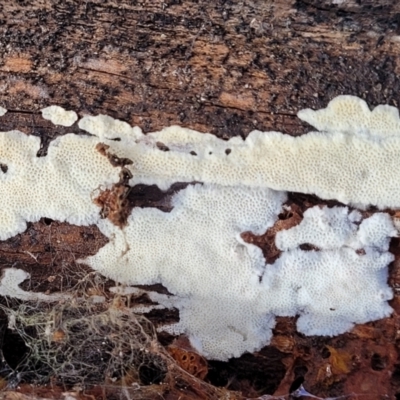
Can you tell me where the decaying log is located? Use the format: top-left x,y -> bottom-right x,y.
1,0 -> 400,399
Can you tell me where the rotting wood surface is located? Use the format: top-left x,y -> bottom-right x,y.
1,1 -> 400,399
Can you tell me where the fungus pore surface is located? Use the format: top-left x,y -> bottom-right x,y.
0,268 -> 71,302
77,96 -> 400,209
41,105 -> 78,127
83,193 -> 395,359
0,130 -> 120,240
0,95 -> 398,360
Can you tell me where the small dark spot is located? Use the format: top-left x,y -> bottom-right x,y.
43,218 -> 53,226
138,357 -> 167,385
36,147 -> 48,157
190,151 -> 197,156
299,243 -> 318,251
2,327 -> 29,369
81,231 -> 95,241
376,35 -> 385,48
225,149 -> 231,155
321,347 -> 331,359
156,142 -> 169,152
209,151 -> 212,155
289,376 -> 304,392
0,163 -> 7,173
371,353 -> 386,371
278,212 -> 292,220
392,363 -> 400,382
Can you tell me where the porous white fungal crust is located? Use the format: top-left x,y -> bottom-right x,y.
83,184 -> 287,360
351,213 -> 397,252
0,130 -> 120,240
83,115 -> 400,208
0,96 -> 398,360
82,187 -> 395,360
0,106 -> 7,117
298,95 -> 400,139
271,206 -> 395,336
265,247 -> 393,337
276,206 -> 396,253
276,206 -> 362,251
41,105 -> 78,127
78,114 -> 143,141
0,268 -> 71,302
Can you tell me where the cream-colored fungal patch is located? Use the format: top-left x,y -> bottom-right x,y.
298,95 -> 400,138
91,123 -> 400,209
83,184 -> 286,360
41,105 -> 78,127
0,268 -> 71,302
76,57 -> 128,75
82,187 -> 395,360
7,77 -> 49,99
275,206 -> 362,251
0,130 -> 120,240
276,206 -> 396,253
266,246 -> 393,337
0,106 -> 6,117
0,95 -> 399,361
270,206 -> 395,336
78,114 -> 143,141
77,97 -> 400,209
2,56 -> 32,73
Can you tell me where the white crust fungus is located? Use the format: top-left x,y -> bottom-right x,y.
267,247 -> 393,337
83,191 -> 395,360
0,95 -> 398,360
78,114 -> 143,141
0,268 -> 71,302
83,184 -> 286,360
41,105 -> 78,127
276,206 -> 397,253
269,206 -> 395,337
0,106 -> 7,117
276,206 -> 362,251
298,95 -> 400,139
84,116 -> 400,209
0,130 -> 120,240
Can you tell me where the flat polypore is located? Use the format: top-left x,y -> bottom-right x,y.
0,268 -> 71,302
298,95 -> 400,138
41,105 -> 78,127
0,130 -> 120,240
0,95 -> 398,361
78,101 -> 400,209
82,187 -> 395,360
